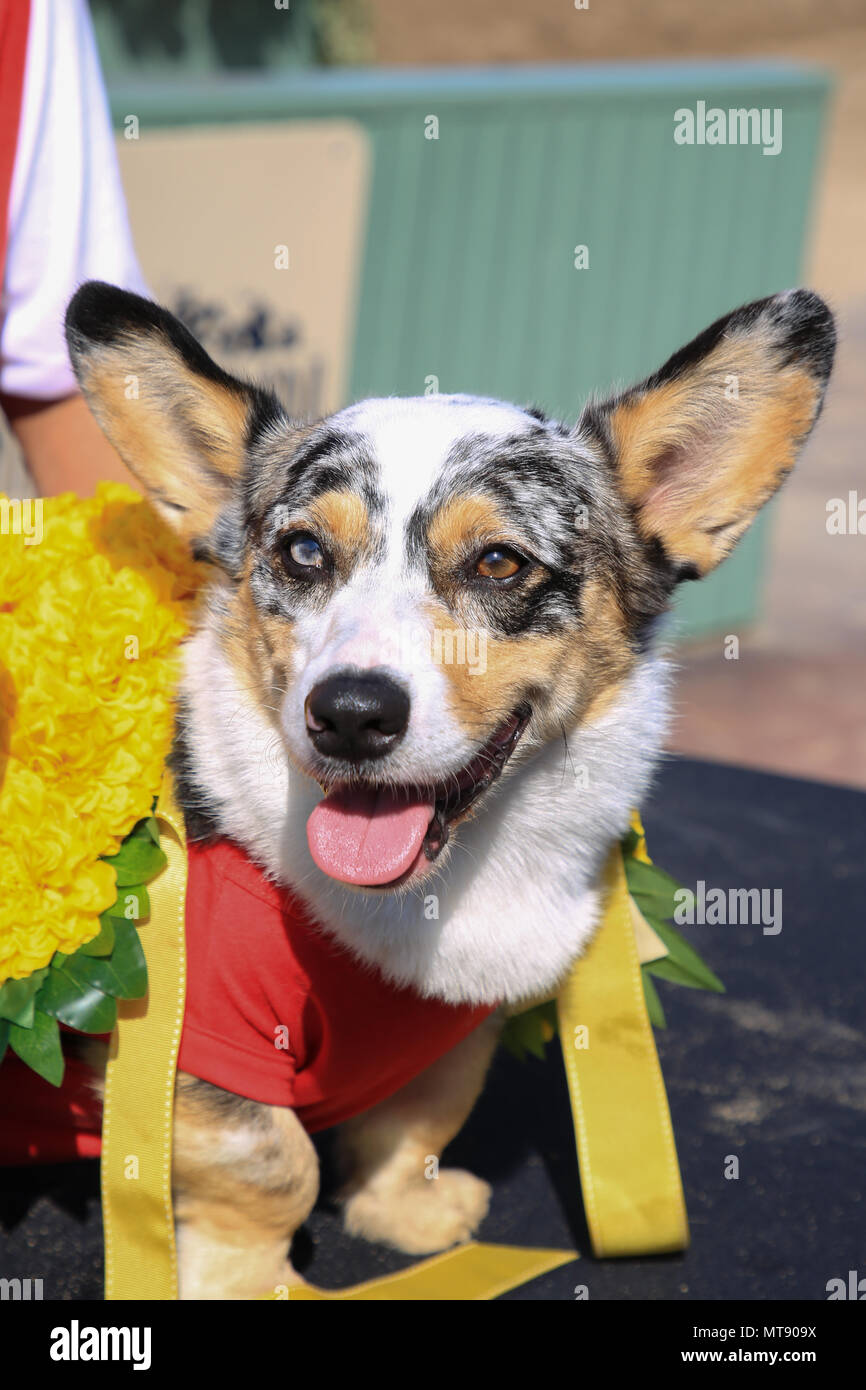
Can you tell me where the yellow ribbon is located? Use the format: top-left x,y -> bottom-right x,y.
558,847 -> 690,1257
101,775 -> 188,1300
102,774 -> 687,1299
283,1244 -> 575,1301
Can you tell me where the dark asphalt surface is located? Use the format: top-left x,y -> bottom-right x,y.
1,756 -> 864,1300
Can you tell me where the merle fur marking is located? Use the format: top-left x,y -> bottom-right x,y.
251,424 -> 386,530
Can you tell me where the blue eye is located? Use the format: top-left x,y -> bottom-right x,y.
284,532 -> 326,572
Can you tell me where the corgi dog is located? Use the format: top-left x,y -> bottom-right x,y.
64,283 -> 834,1299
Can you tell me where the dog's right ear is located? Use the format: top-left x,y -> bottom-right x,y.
65,282 -> 284,552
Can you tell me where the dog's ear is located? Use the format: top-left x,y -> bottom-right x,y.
65,282 -> 283,551
579,289 -> 835,577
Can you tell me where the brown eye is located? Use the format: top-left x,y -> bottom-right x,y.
475,547 -> 524,580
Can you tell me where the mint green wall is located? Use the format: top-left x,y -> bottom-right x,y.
108,63 -> 830,640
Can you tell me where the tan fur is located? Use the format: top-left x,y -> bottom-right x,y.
427,493 -> 514,573
81,1024 -> 502,1294
610,337 -> 820,574
306,489 -> 374,569
168,1018 -> 501,1295
76,339 -> 250,545
424,577 -> 633,751
172,1072 -> 319,1300
219,575 -> 297,727
337,1013 -> 502,1254
423,489 -> 636,746
216,492 -> 375,724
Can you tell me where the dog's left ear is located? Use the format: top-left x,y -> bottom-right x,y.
580,289 -> 835,576
65,281 -> 283,554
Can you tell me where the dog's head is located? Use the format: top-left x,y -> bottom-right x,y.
66,284 -> 834,906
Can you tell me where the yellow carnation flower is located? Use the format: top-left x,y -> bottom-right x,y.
0,485 -> 204,981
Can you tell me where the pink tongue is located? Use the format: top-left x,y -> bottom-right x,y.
307,786 -> 435,886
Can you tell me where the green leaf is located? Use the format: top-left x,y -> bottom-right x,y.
78,916 -> 116,957
9,1011 -> 64,1085
0,969 -> 49,1026
501,1012 -> 541,1062
103,836 -> 166,886
647,957 -> 713,992
642,969 -> 667,1029
0,1018 -> 9,1064
142,816 -> 161,845
107,919 -> 148,997
60,920 -> 147,1000
645,915 -> 725,994
624,857 -> 684,918
621,827 -> 641,859
522,1027 -> 548,1062
500,1002 -> 557,1062
36,967 -> 118,1033
103,884 -> 150,922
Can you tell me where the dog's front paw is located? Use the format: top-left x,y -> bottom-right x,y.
342,1168 -> 491,1254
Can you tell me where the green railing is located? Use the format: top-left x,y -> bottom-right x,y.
108,63 -> 830,639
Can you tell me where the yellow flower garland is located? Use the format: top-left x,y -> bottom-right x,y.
0,485 -> 203,982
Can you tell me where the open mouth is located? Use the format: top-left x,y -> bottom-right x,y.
306,704 -> 531,889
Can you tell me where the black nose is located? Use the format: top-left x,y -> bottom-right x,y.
305,671 -> 410,762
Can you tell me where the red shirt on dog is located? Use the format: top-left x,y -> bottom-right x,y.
179,837 -> 494,1129
0,839 -> 494,1162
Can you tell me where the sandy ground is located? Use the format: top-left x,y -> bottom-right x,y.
370,1 -> 866,788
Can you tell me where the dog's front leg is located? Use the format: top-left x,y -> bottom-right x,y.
336,1013 -> 502,1255
172,1073 -> 319,1300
